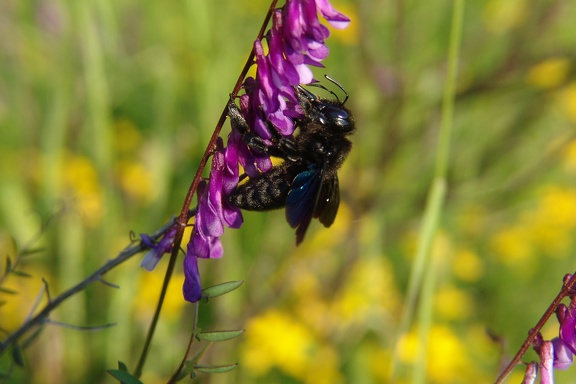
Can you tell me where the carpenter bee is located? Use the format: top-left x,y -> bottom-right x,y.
228,79 -> 355,245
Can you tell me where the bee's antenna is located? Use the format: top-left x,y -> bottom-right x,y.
308,82 -> 339,103
306,76 -> 349,105
324,75 -> 349,105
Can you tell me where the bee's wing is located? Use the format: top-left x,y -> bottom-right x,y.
286,166 -> 323,245
314,173 -> 340,228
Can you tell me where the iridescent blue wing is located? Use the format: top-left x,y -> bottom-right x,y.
286,165 -> 323,245
314,173 -> 340,227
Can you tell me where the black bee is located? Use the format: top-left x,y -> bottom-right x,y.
227,79 -> 355,245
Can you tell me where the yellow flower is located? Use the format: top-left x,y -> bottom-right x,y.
62,154 -> 103,226
241,308 -> 343,383
116,160 -> 156,203
241,310 -> 314,378
490,225 -> 534,266
526,57 -> 571,89
330,256 -> 400,326
434,285 -> 474,321
399,325 -> 476,383
134,271 -> 186,321
113,118 -> 143,155
427,326 -> 472,382
527,186 -> 576,256
453,248 -> 484,282
483,0 -> 527,34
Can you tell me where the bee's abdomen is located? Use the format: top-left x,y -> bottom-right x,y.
228,167 -> 292,211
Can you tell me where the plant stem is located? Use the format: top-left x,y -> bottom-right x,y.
133,0 -> 279,377
389,0 -> 464,381
0,219 -> 176,356
167,301 -> 200,383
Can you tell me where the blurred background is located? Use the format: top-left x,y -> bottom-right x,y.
1,0 -> 576,383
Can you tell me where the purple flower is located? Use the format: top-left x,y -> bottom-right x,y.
316,0 -> 351,29
558,298 -> 576,355
539,341 -> 554,384
180,0 -> 350,302
522,362 -> 538,384
552,337 -> 574,370
139,226 -> 177,271
183,138 -> 242,302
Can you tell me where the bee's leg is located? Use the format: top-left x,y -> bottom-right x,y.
227,98 -> 251,135
227,99 -> 299,161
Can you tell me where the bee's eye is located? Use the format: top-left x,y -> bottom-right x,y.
319,105 -> 353,132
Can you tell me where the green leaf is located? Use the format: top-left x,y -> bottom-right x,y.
20,247 -> 45,256
117,361 -> 129,372
202,280 -> 243,299
173,361 -> 194,382
0,287 -> 18,295
11,270 -> 32,278
4,256 -> 12,273
107,369 -> 143,384
11,344 -> 25,367
194,364 -> 238,374
196,330 -> 244,342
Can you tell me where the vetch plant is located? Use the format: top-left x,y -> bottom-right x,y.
0,1 -> 351,382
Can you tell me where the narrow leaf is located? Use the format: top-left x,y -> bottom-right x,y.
0,287 -> 18,295
174,361 -> 194,382
194,364 -> 238,374
11,344 -> 25,367
118,361 -> 129,372
11,270 -> 32,278
4,256 -> 12,273
20,248 -> 45,256
202,281 -> 243,299
22,327 -> 44,348
107,369 -> 143,384
196,330 -> 244,342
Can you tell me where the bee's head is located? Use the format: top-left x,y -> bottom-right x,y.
296,85 -> 355,134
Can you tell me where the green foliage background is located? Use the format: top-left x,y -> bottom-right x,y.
1,0 -> 576,383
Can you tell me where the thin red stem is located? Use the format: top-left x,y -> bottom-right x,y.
134,0 -> 279,378
494,272 -> 576,383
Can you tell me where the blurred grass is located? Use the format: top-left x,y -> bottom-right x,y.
1,0 -> 576,383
